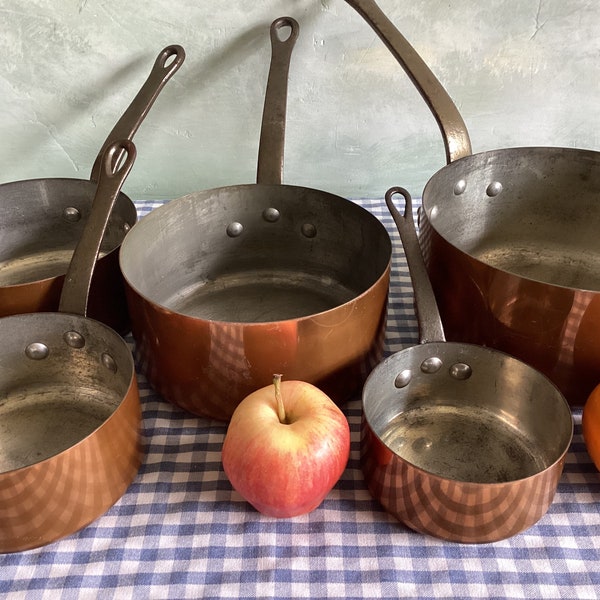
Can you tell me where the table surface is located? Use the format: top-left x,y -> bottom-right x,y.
1,198 -> 599,600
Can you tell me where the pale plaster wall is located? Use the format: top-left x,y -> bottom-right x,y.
0,0 -> 598,201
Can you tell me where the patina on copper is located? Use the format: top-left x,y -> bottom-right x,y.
0,141 -> 142,553
360,188 -> 572,543
345,0 -> 600,407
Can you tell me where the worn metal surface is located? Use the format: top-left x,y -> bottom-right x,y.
0,141 -> 141,553
360,187 -> 573,543
347,0 -> 600,407
120,19 -> 391,420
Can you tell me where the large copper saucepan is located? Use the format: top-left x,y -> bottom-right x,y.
120,18 -> 392,421
0,140 -> 140,553
345,0 -> 600,406
361,187 -> 573,543
0,45 -> 185,334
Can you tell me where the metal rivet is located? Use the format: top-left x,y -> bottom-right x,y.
450,362 -> 472,380
421,357 -> 443,374
123,223 -> 131,233
394,369 -> 412,388
262,207 -> 280,223
486,181 -> 503,197
301,223 -> 317,238
101,352 -> 117,373
62,207 -> 81,222
226,222 -> 243,237
453,179 -> 467,195
25,342 -> 49,360
63,331 -> 85,349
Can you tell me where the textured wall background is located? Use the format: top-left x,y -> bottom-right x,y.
0,0 -> 598,201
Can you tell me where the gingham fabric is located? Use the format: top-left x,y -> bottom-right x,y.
1,198 -> 598,600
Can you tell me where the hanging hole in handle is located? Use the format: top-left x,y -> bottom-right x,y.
109,146 -> 131,174
272,17 -> 299,44
162,52 -> 178,70
157,44 -> 186,71
105,140 -> 136,177
385,186 -> 413,221
276,23 -> 293,43
111,150 -> 129,174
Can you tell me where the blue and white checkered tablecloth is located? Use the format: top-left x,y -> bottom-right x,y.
1,198 -> 599,599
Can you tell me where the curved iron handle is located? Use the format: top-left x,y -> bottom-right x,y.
385,186 -> 446,343
256,17 -> 300,185
344,0 -> 471,163
90,44 -> 185,181
61,140 -> 137,317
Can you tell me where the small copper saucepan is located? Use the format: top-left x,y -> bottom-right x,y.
0,140 -> 140,553
361,187 -> 573,543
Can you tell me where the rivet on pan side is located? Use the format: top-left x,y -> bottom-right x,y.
226,222 -> 243,238
301,223 -> 317,238
123,223 -> 131,233
263,207 -> 280,223
62,207 -> 81,222
486,181 -> 503,197
450,362 -> 472,380
453,179 -> 467,195
63,331 -> 85,349
421,357 -> 443,374
394,369 -> 412,388
101,352 -> 118,373
25,342 -> 49,360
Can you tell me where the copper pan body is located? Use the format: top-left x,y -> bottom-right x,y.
0,45 -> 185,334
361,343 -> 571,543
120,18 -> 391,420
0,313 -> 141,553
360,188 -> 573,543
0,179 -> 136,334
345,0 -> 600,406
419,154 -> 600,409
122,183 -> 390,421
0,142 -> 142,553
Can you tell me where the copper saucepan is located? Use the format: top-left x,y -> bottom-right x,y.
119,17 -> 392,421
0,45 -> 185,334
361,187 -> 573,543
0,140 -> 140,553
345,0 -> 600,407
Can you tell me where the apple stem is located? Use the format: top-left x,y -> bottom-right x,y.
273,373 -> 287,424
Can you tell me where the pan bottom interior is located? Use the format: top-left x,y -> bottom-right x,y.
379,404 -> 547,483
0,248 -> 108,286
165,271 -> 358,322
0,384 -> 119,472
472,242 -> 600,290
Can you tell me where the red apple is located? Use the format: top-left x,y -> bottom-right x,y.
221,375 -> 351,518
